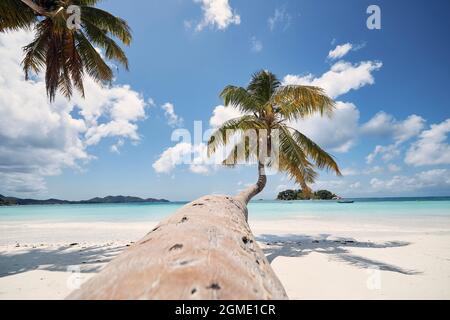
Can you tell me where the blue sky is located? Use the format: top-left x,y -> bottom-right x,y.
0,0 -> 449,200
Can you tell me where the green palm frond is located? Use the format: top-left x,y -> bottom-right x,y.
22,20 -> 51,79
248,70 -> 281,105
3,0 -> 131,101
277,126 -> 317,184
289,127 -> 341,175
271,85 -> 335,120
220,86 -> 260,113
81,18 -> 129,69
207,115 -> 265,156
80,6 -> 132,45
0,0 -> 37,32
75,31 -> 113,83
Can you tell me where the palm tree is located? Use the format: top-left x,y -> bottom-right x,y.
0,0 -> 131,101
208,70 -> 341,209
68,71 -> 342,300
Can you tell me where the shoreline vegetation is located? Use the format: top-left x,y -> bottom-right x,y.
0,194 -> 169,206
277,189 -> 339,201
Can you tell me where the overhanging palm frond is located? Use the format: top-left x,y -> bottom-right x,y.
277,126 -> 317,184
0,0 -> 37,32
80,6 -> 132,45
220,86 -> 260,113
3,0 -> 132,101
82,18 -> 129,69
271,85 -> 335,120
75,31 -> 113,83
289,127 -> 341,175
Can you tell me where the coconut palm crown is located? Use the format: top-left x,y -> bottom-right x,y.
208,70 -> 342,204
0,0 -> 131,101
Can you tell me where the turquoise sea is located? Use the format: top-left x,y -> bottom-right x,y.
1,197 -> 450,223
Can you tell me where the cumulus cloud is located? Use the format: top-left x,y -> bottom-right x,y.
268,6 -> 292,32
363,112 -> 426,164
366,144 -> 401,164
152,142 -> 211,175
328,43 -> 353,60
194,0 -> 241,31
405,119 -> 450,166
0,30 -> 148,194
161,102 -> 183,127
209,105 -> 243,128
361,112 -> 425,143
289,101 -> 360,153
341,168 -> 359,176
283,60 -> 382,99
370,169 -> 450,192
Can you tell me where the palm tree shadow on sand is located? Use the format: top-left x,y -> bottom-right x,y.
257,234 -> 422,275
0,244 -> 127,278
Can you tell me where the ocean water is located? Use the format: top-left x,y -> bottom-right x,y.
1,198 -> 450,223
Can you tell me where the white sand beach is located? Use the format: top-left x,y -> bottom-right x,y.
1,215 -> 450,300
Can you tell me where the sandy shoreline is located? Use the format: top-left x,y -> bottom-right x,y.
1,216 -> 450,299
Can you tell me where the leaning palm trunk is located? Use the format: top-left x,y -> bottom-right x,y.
235,162 -> 266,212
68,188 -> 287,299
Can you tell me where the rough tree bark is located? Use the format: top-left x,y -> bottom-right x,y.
67,167 -> 286,300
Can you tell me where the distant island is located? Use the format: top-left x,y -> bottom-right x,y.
0,194 -> 169,206
277,189 -> 339,201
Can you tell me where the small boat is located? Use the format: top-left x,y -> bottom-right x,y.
338,200 -> 354,203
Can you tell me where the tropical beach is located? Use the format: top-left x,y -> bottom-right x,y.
1,199 -> 450,299
1,0 -> 450,304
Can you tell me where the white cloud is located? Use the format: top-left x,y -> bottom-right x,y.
328,43 -> 352,60
289,101 -> 360,153
268,6 -> 292,32
251,36 -> 263,53
370,169 -> 450,192
388,164 -> 402,172
161,102 -> 183,127
366,165 -> 384,174
194,0 -> 241,31
152,142 -> 193,174
152,142 -> 213,175
361,112 -> 425,143
283,60 -> 382,99
0,30 -> 148,194
363,112 -> 425,164
341,168 -> 359,176
366,144 -> 400,164
405,119 -> 450,166
349,181 -> 361,189
209,105 -> 243,128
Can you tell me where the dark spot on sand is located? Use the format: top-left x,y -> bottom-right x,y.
180,216 -> 188,223
191,288 -> 197,294
169,244 -> 183,251
192,203 -> 204,207
242,236 -> 253,245
207,283 -> 221,290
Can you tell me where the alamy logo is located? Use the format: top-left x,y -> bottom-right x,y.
67,5 -> 81,30
367,5 -> 381,30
